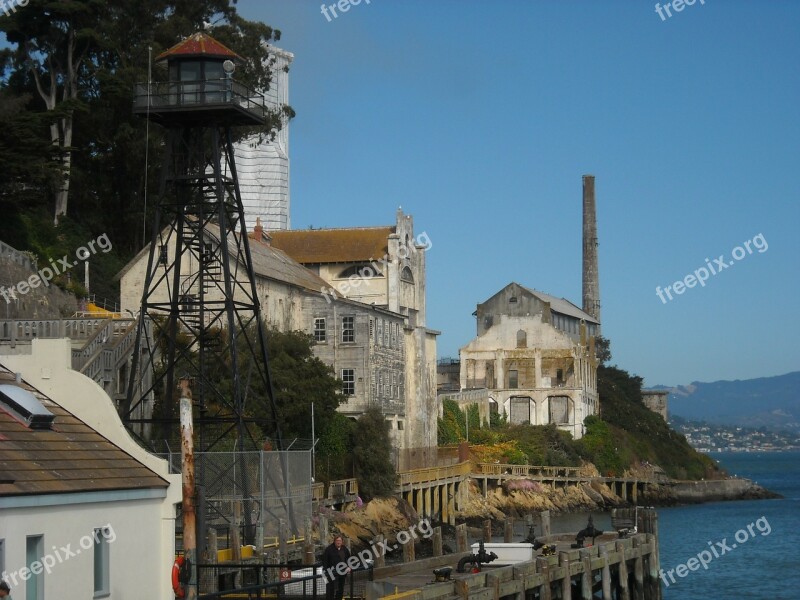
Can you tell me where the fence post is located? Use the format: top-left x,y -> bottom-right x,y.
455,523 -> 468,553
432,527 -> 443,557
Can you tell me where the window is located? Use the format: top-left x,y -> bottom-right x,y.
201,242 -> 215,265
516,330 -> 527,348
337,264 -> 383,279
313,318 -> 326,343
400,266 -> 414,283
509,296 -> 518,303
508,370 -> 519,389
94,527 -> 111,597
26,535 -> 44,600
549,396 -> 570,424
383,320 -> 389,346
376,319 -> 383,346
342,316 -> 355,343
159,244 -> 168,265
391,323 -> 397,348
509,397 -> 531,424
341,369 -> 355,396
397,420 -> 404,430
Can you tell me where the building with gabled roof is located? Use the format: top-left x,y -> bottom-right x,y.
459,282 -> 599,439
269,209 -> 438,468
0,339 -> 181,599
117,209 -> 439,469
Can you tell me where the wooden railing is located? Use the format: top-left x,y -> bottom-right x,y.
327,478 -> 358,499
474,463 -> 584,478
396,461 -> 472,486
312,482 -> 325,502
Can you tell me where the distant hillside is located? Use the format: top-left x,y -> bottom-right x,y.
652,372 -> 800,432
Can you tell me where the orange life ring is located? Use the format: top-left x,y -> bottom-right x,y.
172,556 -> 185,598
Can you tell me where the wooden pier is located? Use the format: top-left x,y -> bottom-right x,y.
395,462 -> 664,526
370,509 -> 662,600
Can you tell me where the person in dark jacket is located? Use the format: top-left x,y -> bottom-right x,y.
321,534 -> 351,600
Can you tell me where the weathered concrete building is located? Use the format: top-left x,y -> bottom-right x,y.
270,209 -> 439,468
117,210 -> 437,468
642,390 -> 668,421
459,282 -> 600,439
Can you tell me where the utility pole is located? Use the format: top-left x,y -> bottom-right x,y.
179,378 -> 198,600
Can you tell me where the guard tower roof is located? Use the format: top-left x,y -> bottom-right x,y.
156,32 -> 243,63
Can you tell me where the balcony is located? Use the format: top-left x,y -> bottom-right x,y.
133,79 -> 270,126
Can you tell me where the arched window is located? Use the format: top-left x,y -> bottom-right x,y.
400,266 -> 414,283
516,329 -> 527,348
337,264 -> 383,279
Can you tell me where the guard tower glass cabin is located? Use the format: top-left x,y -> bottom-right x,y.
133,31 -> 267,126
126,32 -> 285,532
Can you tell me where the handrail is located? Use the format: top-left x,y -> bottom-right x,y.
396,461 -> 472,486
133,79 -> 272,118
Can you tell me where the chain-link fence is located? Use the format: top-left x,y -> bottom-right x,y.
162,449 -> 312,545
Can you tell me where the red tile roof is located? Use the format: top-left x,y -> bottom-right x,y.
270,227 -> 394,264
156,32 -> 242,63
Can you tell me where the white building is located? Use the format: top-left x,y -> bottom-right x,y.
459,282 -> 599,439
237,45 -> 293,232
270,209 -> 439,468
0,339 -> 181,600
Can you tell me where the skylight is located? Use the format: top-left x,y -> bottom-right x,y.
0,384 -> 56,429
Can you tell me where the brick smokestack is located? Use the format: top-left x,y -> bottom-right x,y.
582,175 -> 600,327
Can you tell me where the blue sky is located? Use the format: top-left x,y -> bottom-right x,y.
244,0 -> 797,386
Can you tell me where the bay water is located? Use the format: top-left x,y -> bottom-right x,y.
658,451 -> 800,599
505,452 -> 799,598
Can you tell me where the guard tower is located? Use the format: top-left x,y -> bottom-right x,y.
125,33 -> 286,545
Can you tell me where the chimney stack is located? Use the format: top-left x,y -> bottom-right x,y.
582,175 -> 600,328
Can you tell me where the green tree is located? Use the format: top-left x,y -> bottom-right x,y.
595,335 -> 612,366
437,399 -> 481,444
352,406 -> 396,499
263,329 -> 343,441
1,0 -> 291,251
317,412 -> 355,481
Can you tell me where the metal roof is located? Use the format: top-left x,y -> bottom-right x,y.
269,227 -> 395,264
205,224 -> 331,292
519,285 -> 600,324
156,32 -> 242,63
0,366 -> 168,497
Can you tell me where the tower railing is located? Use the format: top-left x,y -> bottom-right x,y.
133,79 -> 269,119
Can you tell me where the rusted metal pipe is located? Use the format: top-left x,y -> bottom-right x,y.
180,378 -> 198,600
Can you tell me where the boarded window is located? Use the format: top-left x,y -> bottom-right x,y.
517,330 -> 527,348
509,396 -> 530,424
549,396 -> 570,424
